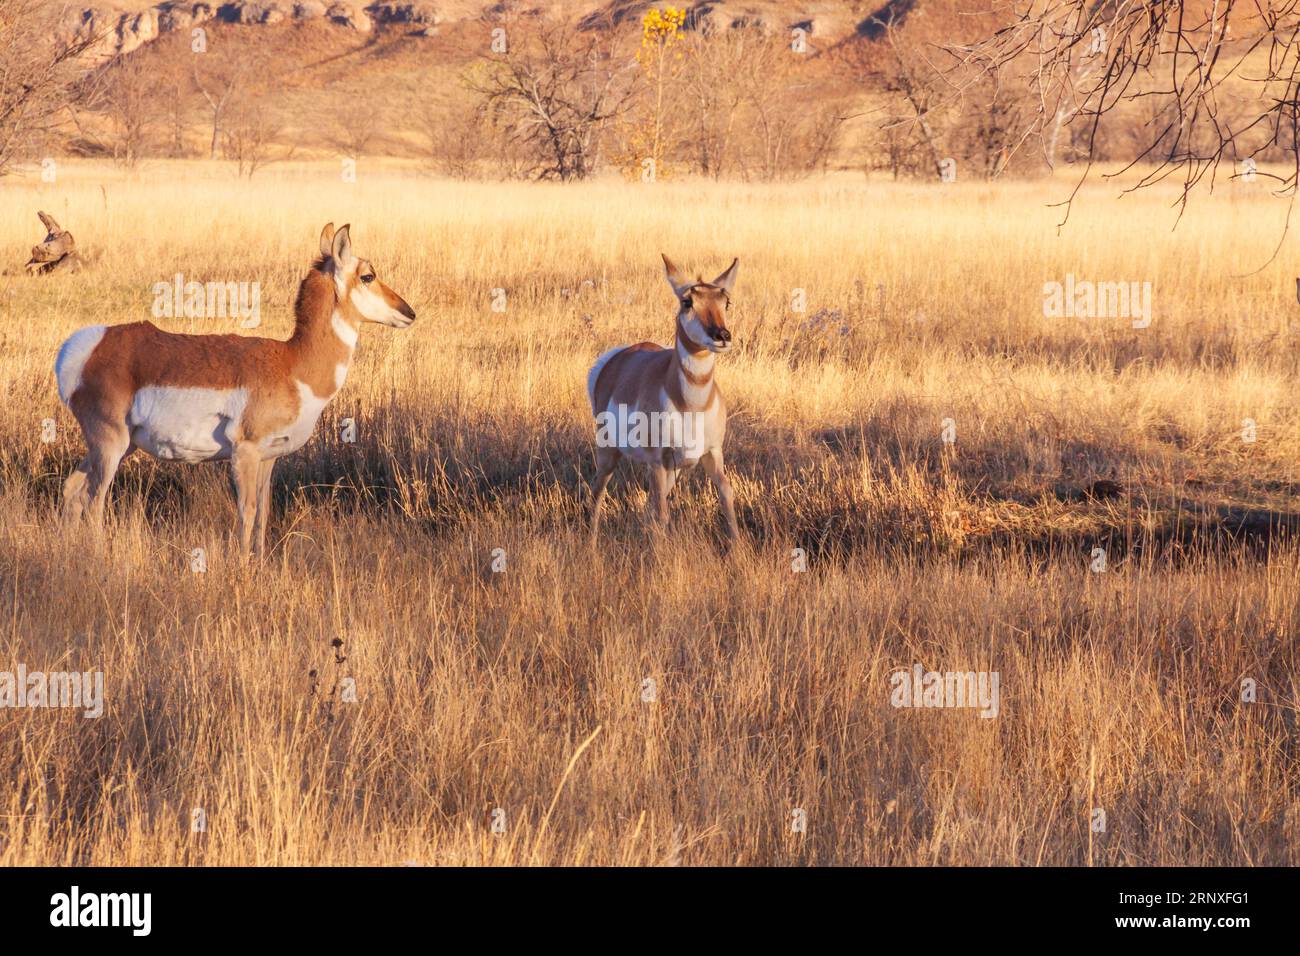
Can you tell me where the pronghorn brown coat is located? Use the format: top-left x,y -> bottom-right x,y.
55,223 -> 415,557
587,254 -> 740,543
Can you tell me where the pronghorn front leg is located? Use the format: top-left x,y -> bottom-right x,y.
699,447 -> 739,543
231,443 -> 261,560
646,462 -> 671,531
253,457 -> 276,558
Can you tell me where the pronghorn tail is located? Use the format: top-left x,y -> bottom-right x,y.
587,346 -> 625,415
55,325 -> 107,406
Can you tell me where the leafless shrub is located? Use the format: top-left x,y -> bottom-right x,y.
416,96 -> 490,179
224,99 -> 292,178
321,101 -> 387,160
160,58 -> 196,159
949,65 -> 1032,181
955,1 -> 1300,220
735,35 -> 846,182
855,12 -> 951,182
0,0 -> 99,176
471,19 -> 636,182
193,54 -> 252,161
679,29 -> 752,179
674,27 -> 846,182
97,55 -> 163,167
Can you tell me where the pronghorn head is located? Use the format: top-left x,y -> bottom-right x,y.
318,222 -> 416,329
662,254 -> 739,354
29,211 -> 75,265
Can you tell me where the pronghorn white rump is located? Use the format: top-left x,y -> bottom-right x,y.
55,325 -> 106,404
54,223 -> 416,557
586,347 -> 624,413
586,254 -> 740,543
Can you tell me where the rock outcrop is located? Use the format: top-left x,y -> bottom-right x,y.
62,0 -> 443,57
60,0 -> 866,59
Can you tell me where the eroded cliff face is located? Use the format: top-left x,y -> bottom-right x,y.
60,2 -> 440,58
58,1 -> 889,59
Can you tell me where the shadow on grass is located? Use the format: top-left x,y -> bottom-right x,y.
14,405 -> 1297,569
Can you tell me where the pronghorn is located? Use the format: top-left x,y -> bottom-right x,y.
586,254 -> 740,543
54,223 -> 415,557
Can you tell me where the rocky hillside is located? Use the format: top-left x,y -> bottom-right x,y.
60,0 -> 906,59
62,2 -> 438,58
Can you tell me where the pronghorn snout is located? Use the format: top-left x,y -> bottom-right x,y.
375,281 -> 416,326
699,312 -> 732,351
389,289 -> 416,324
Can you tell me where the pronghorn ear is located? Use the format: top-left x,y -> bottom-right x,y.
662,253 -> 691,298
319,222 -> 335,259
711,258 -> 739,294
37,211 -> 59,233
331,224 -> 354,265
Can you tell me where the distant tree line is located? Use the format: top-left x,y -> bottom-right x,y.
3,0 -> 1296,196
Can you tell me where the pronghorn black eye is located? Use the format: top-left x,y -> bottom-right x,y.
361,273 -> 375,284
681,297 -> 692,311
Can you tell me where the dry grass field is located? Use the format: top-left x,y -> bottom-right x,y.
0,160 -> 1296,865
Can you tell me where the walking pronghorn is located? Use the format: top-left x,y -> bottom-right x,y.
54,223 -> 415,557
586,254 -> 740,544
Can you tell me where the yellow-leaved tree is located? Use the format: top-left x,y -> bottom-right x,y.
616,7 -> 687,181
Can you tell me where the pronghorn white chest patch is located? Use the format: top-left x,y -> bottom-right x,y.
261,376 -> 340,456
332,310 -> 359,348
676,339 -> 716,407
128,387 -> 249,462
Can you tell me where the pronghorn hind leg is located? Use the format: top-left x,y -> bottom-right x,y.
83,425 -> 132,527
61,457 -> 93,524
699,447 -> 739,544
588,445 -> 620,545
253,457 -> 275,558
230,443 -> 261,560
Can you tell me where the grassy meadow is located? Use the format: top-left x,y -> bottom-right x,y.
0,160 -> 1296,865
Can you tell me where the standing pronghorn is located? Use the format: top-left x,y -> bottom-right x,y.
586,254 -> 740,543
54,223 -> 415,557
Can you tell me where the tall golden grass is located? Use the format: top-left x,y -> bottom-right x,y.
0,161 -> 1295,864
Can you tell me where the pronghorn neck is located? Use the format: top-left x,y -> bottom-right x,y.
288,266 -> 358,399
672,315 -> 716,409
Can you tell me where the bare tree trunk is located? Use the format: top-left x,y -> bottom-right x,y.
882,18 -> 945,179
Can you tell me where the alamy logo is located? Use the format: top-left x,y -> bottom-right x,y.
1043,274 -> 1152,328
50,886 -> 151,936
889,664 -> 1000,718
152,273 -> 261,327
595,404 -> 707,455
0,665 -> 103,718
